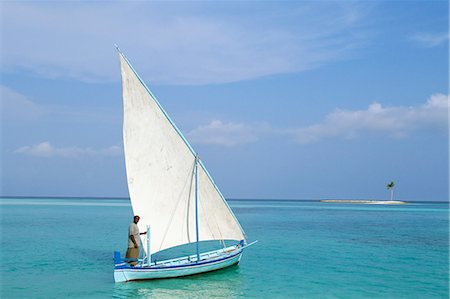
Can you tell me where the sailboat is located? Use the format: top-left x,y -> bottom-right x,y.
113,48 -> 255,282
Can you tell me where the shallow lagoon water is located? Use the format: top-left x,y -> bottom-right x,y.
1,198 -> 448,298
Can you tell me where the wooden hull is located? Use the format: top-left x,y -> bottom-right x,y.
114,250 -> 242,282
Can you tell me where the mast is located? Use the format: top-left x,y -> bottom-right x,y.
195,155 -> 200,262
146,225 -> 151,265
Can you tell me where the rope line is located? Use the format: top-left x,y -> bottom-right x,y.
157,159 -> 196,252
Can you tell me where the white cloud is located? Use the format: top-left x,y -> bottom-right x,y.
410,32 -> 449,48
293,94 -> 449,144
15,141 -> 122,158
1,2 -> 371,85
186,94 -> 448,146
187,120 -> 270,147
0,85 -> 44,120
1,85 -> 117,123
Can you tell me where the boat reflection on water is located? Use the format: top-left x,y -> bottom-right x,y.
112,264 -> 243,298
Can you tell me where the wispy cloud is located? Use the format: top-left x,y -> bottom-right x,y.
15,141 -> 122,158
1,85 -> 117,123
187,120 -> 271,147
410,32 -> 449,48
10,93 -> 446,150
0,85 -> 44,120
187,94 -> 448,146
1,2 -> 372,85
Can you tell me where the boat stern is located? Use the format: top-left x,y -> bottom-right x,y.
114,251 -> 129,282
114,251 -> 123,264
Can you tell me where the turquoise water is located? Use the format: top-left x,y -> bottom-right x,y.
1,198 -> 448,298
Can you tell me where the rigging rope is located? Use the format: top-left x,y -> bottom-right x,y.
197,167 -> 226,248
157,159 -> 196,252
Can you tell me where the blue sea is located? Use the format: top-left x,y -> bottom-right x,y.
1,198 -> 448,298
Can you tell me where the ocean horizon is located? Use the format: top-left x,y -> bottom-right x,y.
1,196 -> 448,203
1,197 -> 448,298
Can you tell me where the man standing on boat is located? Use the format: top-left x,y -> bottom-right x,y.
126,215 -> 146,265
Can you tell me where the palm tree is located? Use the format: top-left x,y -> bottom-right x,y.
386,181 -> 395,201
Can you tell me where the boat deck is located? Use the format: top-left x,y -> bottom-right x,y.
114,244 -> 241,270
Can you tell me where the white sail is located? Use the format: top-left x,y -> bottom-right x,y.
119,52 -> 246,254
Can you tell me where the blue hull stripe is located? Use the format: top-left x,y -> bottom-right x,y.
115,250 -> 241,271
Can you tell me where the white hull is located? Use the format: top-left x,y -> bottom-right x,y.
114,251 -> 242,282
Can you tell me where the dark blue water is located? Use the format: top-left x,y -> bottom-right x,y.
1,198 -> 448,298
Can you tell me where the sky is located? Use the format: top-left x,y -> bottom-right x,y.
0,1 -> 448,201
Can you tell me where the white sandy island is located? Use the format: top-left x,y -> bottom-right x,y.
320,200 -> 407,205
